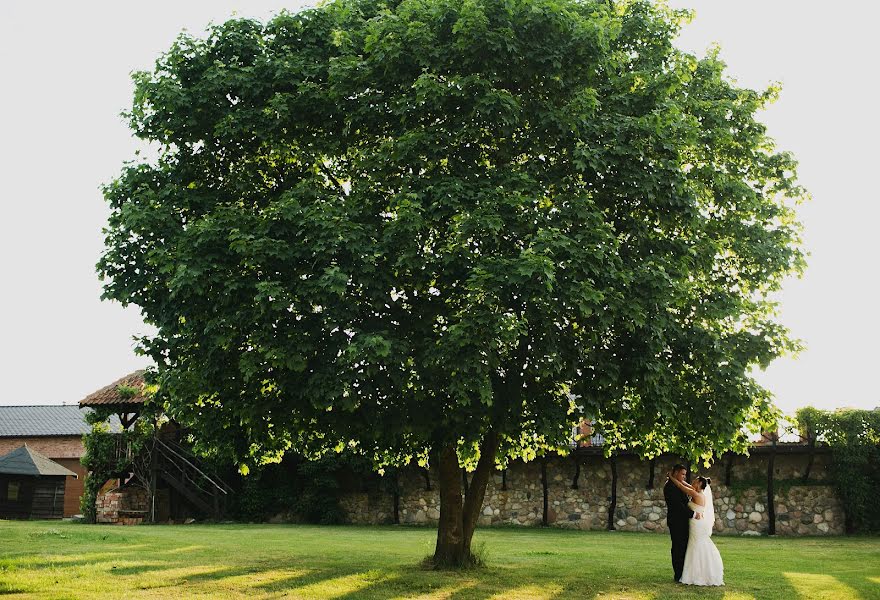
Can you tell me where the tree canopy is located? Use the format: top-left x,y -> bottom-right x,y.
99,0 -> 805,563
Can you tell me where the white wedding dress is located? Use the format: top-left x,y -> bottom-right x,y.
680,485 -> 724,586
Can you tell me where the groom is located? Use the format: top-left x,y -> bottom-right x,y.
664,464 -> 694,582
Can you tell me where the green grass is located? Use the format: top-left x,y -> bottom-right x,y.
0,521 -> 878,599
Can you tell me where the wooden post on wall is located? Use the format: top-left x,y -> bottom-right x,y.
725,453 -> 734,487
607,454 -> 618,530
646,457 -> 656,489
767,432 -> 777,535
802,430 -> 816,483
501,468 -> 507,491
541,457 -> 549,526
571,456 -> 581,489
422,467 -> 432,491
392,469 -> 401,525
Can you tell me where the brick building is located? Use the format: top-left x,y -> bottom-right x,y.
0,405 -> 119,517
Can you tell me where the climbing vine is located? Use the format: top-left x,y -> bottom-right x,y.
796,407 -> 880,533
79,402 -> 160,523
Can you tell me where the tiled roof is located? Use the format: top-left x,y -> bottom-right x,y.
0,445 -> 78,477
79,370 -> 147,407
0,405 -> 121,437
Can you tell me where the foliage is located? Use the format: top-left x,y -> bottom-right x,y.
726,477 -> 830,500
116,384 -> 141,400
288,456 -> 348,524
235,475 -> 277,522
97,0 -> 806,561
794,407 -> 880,533
99,0 -> 805,475
232,451 -> 372,524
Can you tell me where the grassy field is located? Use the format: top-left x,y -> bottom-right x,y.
0,521 -> 878,599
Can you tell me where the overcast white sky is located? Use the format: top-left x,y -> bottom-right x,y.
0,1 -> 876,414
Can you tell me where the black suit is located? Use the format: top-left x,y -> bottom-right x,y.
664,479 -> 694,581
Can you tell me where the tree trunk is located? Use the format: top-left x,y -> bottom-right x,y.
432,432 -> 498,567
433,445 -> 465,566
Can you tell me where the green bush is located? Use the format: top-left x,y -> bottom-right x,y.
232,452 -> 377,524
796,407 -> 880,533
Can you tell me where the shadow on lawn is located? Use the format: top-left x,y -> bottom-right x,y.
11,551 -> 880,599
5,527 -> 880,600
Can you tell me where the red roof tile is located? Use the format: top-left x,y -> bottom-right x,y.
79,370 -> 147,408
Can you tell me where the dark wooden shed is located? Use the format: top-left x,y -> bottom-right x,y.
0,445 -> 77,520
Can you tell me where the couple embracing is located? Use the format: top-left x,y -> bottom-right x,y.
663,464 -> 724,586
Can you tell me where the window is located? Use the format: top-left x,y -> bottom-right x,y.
8,481 -> 20,501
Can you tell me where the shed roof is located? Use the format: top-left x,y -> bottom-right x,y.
79,370 -> 147,408
0,405 -> 120,437
0,445 -> 77,477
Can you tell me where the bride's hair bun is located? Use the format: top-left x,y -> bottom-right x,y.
696,475 -> 711,488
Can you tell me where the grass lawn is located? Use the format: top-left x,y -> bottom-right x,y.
0,521 -> 878,599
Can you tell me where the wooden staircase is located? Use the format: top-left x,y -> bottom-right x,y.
153,438 -> 233,519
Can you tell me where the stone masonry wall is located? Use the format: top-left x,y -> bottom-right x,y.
341,450 -> 844,536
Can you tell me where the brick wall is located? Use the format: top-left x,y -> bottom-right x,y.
96,487 -> 148,525
0,436 -> 84,459
0,436 -> 86,517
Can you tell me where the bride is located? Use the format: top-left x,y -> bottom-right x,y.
666,473 -> 725,586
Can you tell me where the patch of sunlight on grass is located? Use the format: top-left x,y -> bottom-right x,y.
161,545 -> 206,554
868,577 -> 880,584
487,583 -> 563,599
783,572 -> 861,600
132,564 -> 230,585
722,592 -> 757,600
594,588 -> 656,600
14,550 -> 143,567
388,581 -> 477,600
282,570 -> 391,599
221,568 -> 311,589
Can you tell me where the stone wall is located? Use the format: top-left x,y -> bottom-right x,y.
341,449 -> 844,536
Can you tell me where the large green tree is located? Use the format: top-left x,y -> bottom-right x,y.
99,0 -> 805,565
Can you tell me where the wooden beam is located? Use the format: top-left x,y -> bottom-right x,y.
725,453 -> 734,487
767,434 -> 777,535
392,470 -> 400,525
540,457 -> 549,527
607,454 -> 618,530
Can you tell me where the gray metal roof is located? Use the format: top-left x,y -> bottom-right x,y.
0,445 -> 77,477
0,405 -> 120,437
